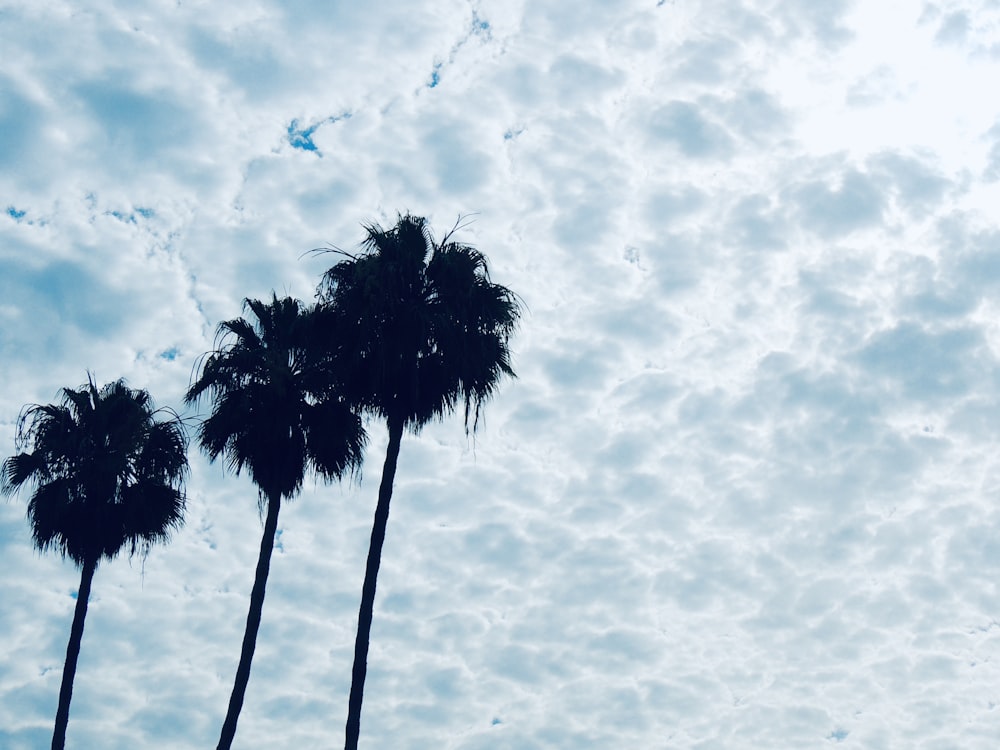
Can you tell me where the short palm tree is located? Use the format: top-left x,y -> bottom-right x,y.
317,214 -> 521,750
185,294 -> 366,750
1,377 -> 188,750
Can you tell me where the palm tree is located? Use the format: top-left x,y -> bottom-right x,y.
185,294 -> 366,750
316,214 -> 521,750
0,377 -> 188,750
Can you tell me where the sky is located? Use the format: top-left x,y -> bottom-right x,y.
3,0 -> 1000,747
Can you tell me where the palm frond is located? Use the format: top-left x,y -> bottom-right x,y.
25,479 -> 75,558
303,400 -> 367,482
118,482 -> 186,558
1,452 -> 46,496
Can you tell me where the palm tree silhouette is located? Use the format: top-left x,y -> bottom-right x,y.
185,295 -> 366,750
317,214 -> 521,750
1,377 -> 188,750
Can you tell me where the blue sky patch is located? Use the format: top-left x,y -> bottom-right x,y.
99,206 -> 152,225
287,119 -> 320,151
287,113 -> 351,154
107,210 -> 137,224
6,206 -> 25,221
428,63 -> 442,88
471,11 -> 490,35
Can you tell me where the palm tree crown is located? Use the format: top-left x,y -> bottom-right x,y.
187,295 -> 366,502
318,213 -> 520,430
1,376 -> 188,566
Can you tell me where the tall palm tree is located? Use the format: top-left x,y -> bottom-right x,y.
317,214 -> 521,750
185,294 -> 366,750
1,377 -> 188,750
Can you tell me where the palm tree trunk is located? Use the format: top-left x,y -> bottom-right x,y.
345,415 -> 405,750
51,558 -> 97,750
217,493 -> 282,750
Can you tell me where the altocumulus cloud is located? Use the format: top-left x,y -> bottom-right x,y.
4,0 -> 1000,748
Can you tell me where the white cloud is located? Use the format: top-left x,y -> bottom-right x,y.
5,0 -> 1000,748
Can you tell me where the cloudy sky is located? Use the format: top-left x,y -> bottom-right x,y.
4,0 -> 1000,747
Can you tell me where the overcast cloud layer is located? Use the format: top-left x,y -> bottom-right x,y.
4,0 -> 1000,747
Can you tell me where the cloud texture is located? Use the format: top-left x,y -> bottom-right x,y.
4,0 -> 1000,747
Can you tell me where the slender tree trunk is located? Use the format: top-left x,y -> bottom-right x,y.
217,493 -> 282,750
51,558 -> 97,750
345,416 -> 405,750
